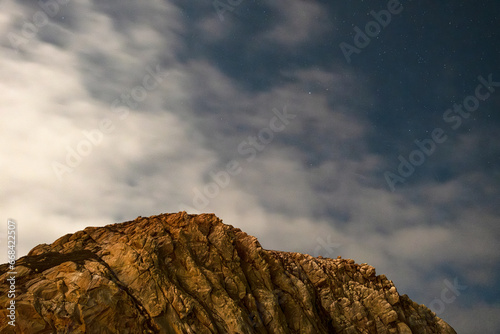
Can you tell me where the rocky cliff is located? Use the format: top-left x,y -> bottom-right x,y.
0,212 -> 456,333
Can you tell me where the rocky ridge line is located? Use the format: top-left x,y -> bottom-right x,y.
0,212 -> 456,333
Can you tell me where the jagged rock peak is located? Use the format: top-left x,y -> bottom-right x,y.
0,212 -> 456,333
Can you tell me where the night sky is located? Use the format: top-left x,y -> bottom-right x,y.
1,0 -> 499,332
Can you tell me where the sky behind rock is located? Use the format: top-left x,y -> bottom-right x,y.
1,1 -> 499,332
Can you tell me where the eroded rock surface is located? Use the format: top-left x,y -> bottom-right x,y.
0,212 -> 456,333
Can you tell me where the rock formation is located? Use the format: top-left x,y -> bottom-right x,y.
0,212 -> 456,333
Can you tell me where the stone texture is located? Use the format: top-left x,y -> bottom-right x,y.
0,212 -> 457,333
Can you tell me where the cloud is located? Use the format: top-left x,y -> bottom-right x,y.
445,304 -> 500,334
256,0 -> 332,47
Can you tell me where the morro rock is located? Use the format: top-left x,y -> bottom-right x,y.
0,212 -> 456,333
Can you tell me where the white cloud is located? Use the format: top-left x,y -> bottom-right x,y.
257,0 -> 332,47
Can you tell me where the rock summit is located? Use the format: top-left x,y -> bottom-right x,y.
0,212 -> 456,333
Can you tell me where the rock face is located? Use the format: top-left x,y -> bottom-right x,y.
0,212 -> 456,333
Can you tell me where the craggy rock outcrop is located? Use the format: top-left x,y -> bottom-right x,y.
0,212 -> 456,333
